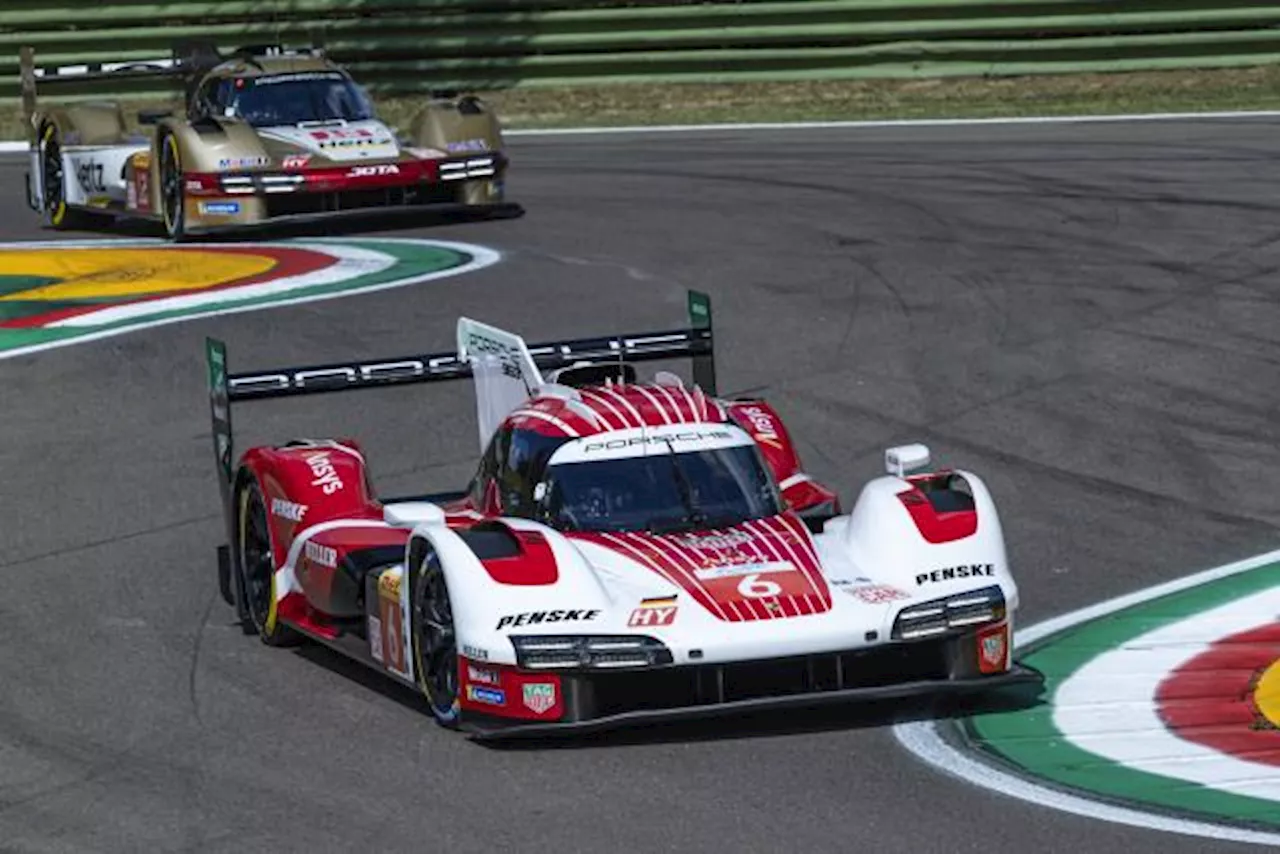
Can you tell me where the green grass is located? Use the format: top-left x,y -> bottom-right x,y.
10,65 -> 1280,140
483,66 -> 1280,128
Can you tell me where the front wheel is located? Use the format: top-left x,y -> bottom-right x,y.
236,479 -> 299,646
411,545 -> 459,727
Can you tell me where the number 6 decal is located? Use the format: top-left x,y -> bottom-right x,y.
738,573 -> 782,598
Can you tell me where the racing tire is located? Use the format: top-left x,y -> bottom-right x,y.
236,478 -> 300,647
158,133 -> 187,242
410,544 -> 460,728
38,124 -> 89,231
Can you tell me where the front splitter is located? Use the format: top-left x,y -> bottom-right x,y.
466,664 -> 1043,742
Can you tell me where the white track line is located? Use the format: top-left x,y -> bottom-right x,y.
2,108 -> 1280,154
892,547 -> 1280,846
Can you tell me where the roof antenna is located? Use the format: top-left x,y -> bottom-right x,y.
273,11 -> 281,50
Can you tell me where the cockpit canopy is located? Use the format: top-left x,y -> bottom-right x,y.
477,423 -> 782,534
211,71 -> 376,127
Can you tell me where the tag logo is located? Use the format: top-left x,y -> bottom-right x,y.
522,683 -> 556,715
978,625 -> 1008,674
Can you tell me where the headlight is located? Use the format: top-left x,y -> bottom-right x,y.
509,635 -> 674,670
892,585 -> 1005,640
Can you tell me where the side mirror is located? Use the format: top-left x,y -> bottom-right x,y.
383,501 -> 446,529
884,443 -> 931,477
137,108 -> 173,126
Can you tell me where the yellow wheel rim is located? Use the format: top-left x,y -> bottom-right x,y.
42,124 -> 67,227
239,485 -> 278,636
162,135 -> 181,234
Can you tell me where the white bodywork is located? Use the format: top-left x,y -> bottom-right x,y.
60,144 -> 142,206
28,141 -> 145,212
398,316 -> 1019,671
256,119 -> 400,163
403,465 -> 1017,669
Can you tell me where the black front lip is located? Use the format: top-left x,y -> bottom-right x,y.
465,663 -> 1043,742
184,200 -> 524,234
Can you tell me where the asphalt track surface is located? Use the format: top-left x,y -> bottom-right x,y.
1,118 -> 1278,853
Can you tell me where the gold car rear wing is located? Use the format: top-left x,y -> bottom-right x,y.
16,41 -> 279,140
19,46 -> 191,139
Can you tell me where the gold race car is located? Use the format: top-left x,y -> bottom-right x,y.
21,43 -> 513,240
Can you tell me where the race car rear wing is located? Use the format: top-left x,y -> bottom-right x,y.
18,41 -> 319,139
205,288 -> 715,491
19,45 -> 189,139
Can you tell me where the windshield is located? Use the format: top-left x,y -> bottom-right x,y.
539,444 -> 782,534
229,72 -> 375,127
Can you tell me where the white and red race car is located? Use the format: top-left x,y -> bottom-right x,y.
206,292 -> 1037,738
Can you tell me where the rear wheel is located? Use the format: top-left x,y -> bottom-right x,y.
411,545 -> 459,727
158,133 -> 186,241
39,124 -> 88,230
236,479 -> 299,646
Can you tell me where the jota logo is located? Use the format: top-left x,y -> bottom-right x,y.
349,163 -> 400,177
304,451 -> 344,495
915,563 -> 995,585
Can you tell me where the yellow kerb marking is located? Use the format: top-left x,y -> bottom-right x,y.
0,248 -> 275,302
1257,658 -> 1280,727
